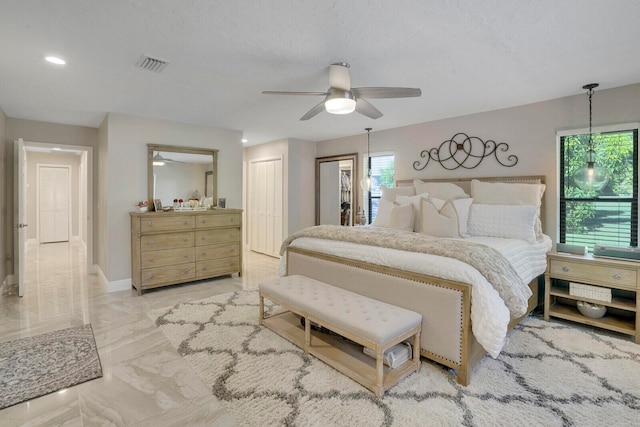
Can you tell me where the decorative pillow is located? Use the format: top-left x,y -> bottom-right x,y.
371,198 -> 395,227
467,204 -> 538,242
396,192 -> 429,232
371,198 -> 414,231
420,197 -> 472,238
381,184 -> 415,201
413,180 -> 469,200
470,179 -> 545,206
387,203 -> 414,231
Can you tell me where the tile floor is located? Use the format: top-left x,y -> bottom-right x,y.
0,241 -> 281,426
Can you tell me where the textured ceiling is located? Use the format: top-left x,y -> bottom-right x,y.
1,0 -> 640,145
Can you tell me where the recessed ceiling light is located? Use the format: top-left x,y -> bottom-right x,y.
241,138 -> 248,143
45,56 -> 66,65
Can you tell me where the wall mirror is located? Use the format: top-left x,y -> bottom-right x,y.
316,153 -> 357,226
148,144 -> 218,210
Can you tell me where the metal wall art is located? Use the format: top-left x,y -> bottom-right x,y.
412,132 -> 518,171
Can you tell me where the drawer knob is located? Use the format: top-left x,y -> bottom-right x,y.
183,238 -> 188,242
184,268 -> 190,274
149,258 -> 154,263
148,222 -> 153,227
562,266 -> 569,272
148,240 -> 154,245
149,274 -> 155,279
201,219 -> 206,223
201,236 -> 206,240
201,252 -> 206,256
613,274 -> 622,280
184,254 -> 189,258
184,220 -> 188,225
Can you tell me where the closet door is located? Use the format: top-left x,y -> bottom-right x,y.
249,158 -> 283,257
39,166 -> 70,243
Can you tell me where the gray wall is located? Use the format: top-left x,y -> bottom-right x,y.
101,113 -> 243,287
316,83 -> 640,245
5,118 -> 98,277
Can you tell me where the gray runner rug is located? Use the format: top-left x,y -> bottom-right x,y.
0,324 -> 103,409
151,291 -> 640,427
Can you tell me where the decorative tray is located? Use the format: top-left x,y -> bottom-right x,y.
173,206 -> 207,211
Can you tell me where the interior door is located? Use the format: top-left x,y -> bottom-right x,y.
39,166 -> 70,243
13,139 -> 27,296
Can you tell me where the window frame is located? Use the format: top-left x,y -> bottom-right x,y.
557,123 -> 639,250
364,152 -> 394,224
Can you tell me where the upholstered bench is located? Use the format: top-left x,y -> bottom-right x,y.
259,274 -> 422,398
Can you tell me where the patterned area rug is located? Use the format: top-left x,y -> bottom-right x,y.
151,291 -> 640,426
0,324 -> 103,410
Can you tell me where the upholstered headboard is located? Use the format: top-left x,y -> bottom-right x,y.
396,175 -> 547,232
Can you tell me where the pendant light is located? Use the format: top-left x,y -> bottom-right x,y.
574,83 -> 608,191
361,128 -> 372,192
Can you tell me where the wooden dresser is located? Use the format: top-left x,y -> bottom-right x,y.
130,209 -> 242,295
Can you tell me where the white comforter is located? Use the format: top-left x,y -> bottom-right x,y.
279,233 -> 552,358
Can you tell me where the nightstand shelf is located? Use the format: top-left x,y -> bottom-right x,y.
545,252 -> 640,343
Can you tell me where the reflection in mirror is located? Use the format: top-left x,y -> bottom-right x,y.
316,153 -> 357,226
147,144 -> 218,210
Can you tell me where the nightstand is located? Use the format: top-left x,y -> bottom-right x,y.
544,251 -> 640,343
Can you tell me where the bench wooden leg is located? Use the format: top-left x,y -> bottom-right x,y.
413,331 -> 421,372
304,317 -> 311,352
376,346 -> 384,399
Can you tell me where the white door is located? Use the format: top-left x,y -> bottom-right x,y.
39,166 -> 70,243
13,139 -> 27,296
249,158 -> 283,257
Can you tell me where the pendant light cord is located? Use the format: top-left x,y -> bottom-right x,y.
365,127 -> 372,178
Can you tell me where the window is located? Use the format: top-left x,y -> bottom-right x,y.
367,154 -> 394,223
559,125 -> 638,251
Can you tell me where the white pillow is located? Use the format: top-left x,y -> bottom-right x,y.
470,180 -> 545,206
413,180 -> 468,200
381,184 -> 415,201
396,192 -> 429,232
467,204 -> 538,242
371,198 -> 395,227
420,197 -> 472,238
371,198 -> 414,231
388,203 -> 415,231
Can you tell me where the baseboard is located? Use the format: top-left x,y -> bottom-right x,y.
94,265 -> 132,293
108,278 -> 132,293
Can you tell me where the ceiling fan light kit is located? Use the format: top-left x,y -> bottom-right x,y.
324,89 -> 356,114
263,62 -> 421,120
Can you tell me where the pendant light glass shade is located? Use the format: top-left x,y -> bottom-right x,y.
573,83 -> 608,191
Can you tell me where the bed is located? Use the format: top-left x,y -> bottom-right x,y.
279,175 -> 552,385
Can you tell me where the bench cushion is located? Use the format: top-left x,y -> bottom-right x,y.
260,275 -> 422,346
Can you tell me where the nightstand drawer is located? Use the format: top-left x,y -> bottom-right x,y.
549,259 -> 636,290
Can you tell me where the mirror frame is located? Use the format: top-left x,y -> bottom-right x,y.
315,153 -> 358,226
147,143 -> 219,210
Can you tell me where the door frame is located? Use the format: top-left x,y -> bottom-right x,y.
16,141 -> 94,274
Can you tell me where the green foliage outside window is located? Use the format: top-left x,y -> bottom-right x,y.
562,129 -> 636,248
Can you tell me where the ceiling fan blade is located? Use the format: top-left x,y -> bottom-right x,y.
355,98 -> 383,119
300,100 -> 326,121
329,63 -> 351,91
262,90 -> 327,96
352,87 -> 421,99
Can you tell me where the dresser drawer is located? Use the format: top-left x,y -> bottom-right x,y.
195,228 -> 240,245
549,259 -> 637,290
196,257 -> 240,278
140,216 -> 195,232
142,263 -> 195,286
196,214 -> 241,228
141,232 -> 194,252
196,243 -> 240,261
142,247 -> 195,268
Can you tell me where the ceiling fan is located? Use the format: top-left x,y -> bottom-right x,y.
262,62 -> 421,120
152,152 -> 184,166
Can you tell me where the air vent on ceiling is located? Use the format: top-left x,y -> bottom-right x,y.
135,54 -> 169,73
